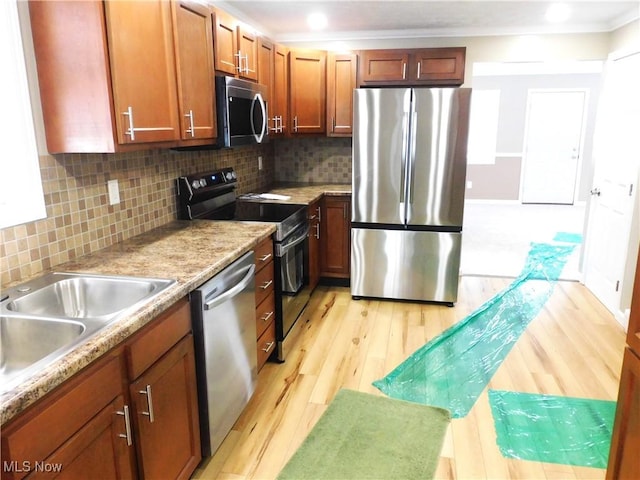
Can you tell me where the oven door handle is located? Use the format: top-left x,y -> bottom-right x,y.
204,264 -> 256,310
277,225 -> 310,256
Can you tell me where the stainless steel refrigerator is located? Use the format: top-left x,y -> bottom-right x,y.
351,87 -> 471,304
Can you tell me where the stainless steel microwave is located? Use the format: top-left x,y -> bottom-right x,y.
215,76 -> 268,148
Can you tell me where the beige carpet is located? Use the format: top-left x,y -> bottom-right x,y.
460,202 -> 585,280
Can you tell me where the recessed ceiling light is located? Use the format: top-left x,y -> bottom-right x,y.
307,12 -> 328,30
545,3 -> 571,23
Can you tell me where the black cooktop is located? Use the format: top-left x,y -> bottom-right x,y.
202,201 -> 304,222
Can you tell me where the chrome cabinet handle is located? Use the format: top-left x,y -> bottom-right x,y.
402,63 -> 407,80
123,106 -> 135,140
293,116 -> 298,132
315,222 -> 320,239
280,116 -> 286,131
262,341 -> 275,353
185,110 -> 195,138
235,51 -> 244,72
316,206 -> 321,221
259,253 -> 272,262
261,311 -> 274,322
116,405 -> 133,446
417,61 -> 421,79
332,117 -> 336,132
139,385 -> 155,423
260,280 -> 273,290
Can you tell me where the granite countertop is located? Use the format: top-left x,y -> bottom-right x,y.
1,184 -> 350,424
242,183 -> 351,205
1,220 -> 275,425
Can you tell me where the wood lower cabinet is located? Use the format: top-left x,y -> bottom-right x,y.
254,237 -> 276,370
0,298 -> 200,480
359,47 -> 466,86
320,196 -> 351,279
28,0 -> 216,153
327,53 -> 357,137
607,248 -> 640,479
289,49 -> 326,135
307,200 -> 322,290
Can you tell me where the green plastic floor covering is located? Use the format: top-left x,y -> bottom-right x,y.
489,389 -> 616,468
373,242 -> 576,418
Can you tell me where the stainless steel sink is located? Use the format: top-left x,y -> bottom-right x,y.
5,273 -> 173,319
0,272 -> 176,393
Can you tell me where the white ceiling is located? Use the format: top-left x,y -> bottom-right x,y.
212,1 -> 640,42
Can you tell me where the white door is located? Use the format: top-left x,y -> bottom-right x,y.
584,51 -> 640,324
521,90 -> 587,204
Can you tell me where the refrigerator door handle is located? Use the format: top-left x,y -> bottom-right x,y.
400,111 -> 410,205
407,111 -> 418,204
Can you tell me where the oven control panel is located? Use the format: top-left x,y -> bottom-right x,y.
186,168 -> 237,191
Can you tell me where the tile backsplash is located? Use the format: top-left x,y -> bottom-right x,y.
274,137 -> 352,183
1,144 -> 274,286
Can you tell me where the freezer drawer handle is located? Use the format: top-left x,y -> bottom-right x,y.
204,264 -> 256,310
139,385 -> 155,423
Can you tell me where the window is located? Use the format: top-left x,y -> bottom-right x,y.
0,0 -> 46,229
467,89 -> 501,165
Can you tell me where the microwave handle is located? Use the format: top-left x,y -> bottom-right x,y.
251,93 -> 267,143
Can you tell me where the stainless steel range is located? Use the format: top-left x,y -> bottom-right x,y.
176,168 -> 311,362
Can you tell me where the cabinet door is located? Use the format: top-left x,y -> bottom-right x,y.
129,335 -> 200,480
40,395 -> 136,480
105,1 -> 180,144
258,37 -> 274,104
320,196 -> 351,278
413,47 -> 466,85
212,8 -> 238,75
607,347 -> 640,479
172,1 -> 216,142
308,200 -> 321,290
289,49 -> 326,134
627,248 -> 640,354
237,26 -> 258,81
359,50 -> 410,84
272,44 -> 289,136
327,53 -> 357,137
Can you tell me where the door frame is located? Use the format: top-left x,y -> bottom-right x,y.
519,88 -> 590,205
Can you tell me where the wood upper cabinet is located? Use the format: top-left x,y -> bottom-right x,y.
257,37 -> 275,134
359,47 -> 466,86
271,44 -> 290,136
289,49 -> 326,135
104,1 -> 181,145
28,0 -> 216,153
327,53 -> 357,137
320,195 -> 351,278
212,8 -> 257,80
607,248 -> 640,479
212,7 -> 238,76
308,199 -> 322,291
237,26 -> 258,81
172,1 -> 216,142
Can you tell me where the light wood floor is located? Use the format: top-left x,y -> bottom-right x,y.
192,277 -> 626,480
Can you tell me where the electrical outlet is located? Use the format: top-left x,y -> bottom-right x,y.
258,156 -> 263,170
466,181 -> 473,189
108,179 -> 120,205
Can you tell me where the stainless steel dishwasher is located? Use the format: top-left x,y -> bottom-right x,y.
190,251 -> 257,457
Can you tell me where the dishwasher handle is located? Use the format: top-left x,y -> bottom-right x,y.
204,264 -> 256,311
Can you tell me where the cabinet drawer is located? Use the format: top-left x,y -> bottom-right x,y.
255,237 -> 274,273
255,260 -> 274,306
257,321 -> 276,371
1,350 -> 125,477
255,291 -> 275,339
126,297 -> 191,380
